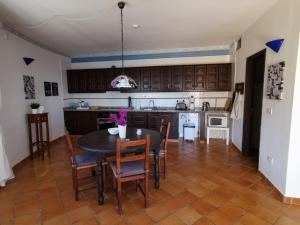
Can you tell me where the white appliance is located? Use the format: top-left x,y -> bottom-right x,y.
207,114 -> 228,127
179,113 -> 199,138
183,123 -> 196,141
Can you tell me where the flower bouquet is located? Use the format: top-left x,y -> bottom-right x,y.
109,110 -> 127,139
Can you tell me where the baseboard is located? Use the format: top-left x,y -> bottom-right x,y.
12,135 -> 65,171
257,171 -> 300,205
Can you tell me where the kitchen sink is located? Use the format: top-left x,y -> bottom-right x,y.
140,107 -> 158,111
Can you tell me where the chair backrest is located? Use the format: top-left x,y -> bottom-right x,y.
64,128 -> 75,158
115,135 -> 150,176
160,119 -> 171,150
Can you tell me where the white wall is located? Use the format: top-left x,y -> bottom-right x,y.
0,28 -> 70,166
232,0 -> 300,197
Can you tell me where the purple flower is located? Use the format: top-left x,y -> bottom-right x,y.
109,113 -> 117,121
119,110 -> 127,118
118,117 -> 126,126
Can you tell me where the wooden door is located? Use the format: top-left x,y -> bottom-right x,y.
183,66 -> 195,91
141,68 -> 151,92
206,65 -> 219,90
171,66 -> 183,91
194,65 -> 206,90
218,64 -> 231,91
160,67 -> 172,91
150,67 -> 161,91
160,113 -> 179,139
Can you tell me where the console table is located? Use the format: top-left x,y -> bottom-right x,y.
27,113 -> 50,160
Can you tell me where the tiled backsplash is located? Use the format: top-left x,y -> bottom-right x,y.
63,91 -> 231,108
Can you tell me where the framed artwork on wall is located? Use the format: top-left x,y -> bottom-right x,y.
267,61 -> 285,100
23,75 -> 35,99
52,82 -> 59,96
44,82 -> 51,96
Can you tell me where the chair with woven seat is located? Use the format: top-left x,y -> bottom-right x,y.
110,135 -> 150,214
64,128 -> 97,201
150,119 -> 170,179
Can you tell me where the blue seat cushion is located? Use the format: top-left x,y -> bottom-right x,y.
74,154 -> 96,166
111,160 -> 146,177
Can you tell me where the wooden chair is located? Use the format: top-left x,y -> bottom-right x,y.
150,119 -> 170,179
110,135 -> 150,214
64,128 -> 97,201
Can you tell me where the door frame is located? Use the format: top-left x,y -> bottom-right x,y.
242,49 -> 266,156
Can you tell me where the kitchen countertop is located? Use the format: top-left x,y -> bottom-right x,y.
63,106 -> 229,114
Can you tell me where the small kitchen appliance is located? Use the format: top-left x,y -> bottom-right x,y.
202,102 -> 210,111
176,100 -> 188,110
207,114 -> 228,127
189,96 -> 195,110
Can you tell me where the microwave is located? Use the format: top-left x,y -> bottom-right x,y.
207,115 -> 228,127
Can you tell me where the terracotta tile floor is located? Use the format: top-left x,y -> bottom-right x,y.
1,138 -> 300,225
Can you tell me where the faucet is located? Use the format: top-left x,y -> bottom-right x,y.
148,100 -> 155,108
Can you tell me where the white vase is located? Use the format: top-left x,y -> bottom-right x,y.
31,109 -> 38,114
38,106 -> 44,114
118,125 -> 127,139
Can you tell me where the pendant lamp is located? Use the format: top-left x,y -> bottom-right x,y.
111,2 -> 137,89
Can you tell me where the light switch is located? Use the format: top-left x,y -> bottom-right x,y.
266,108 -> 273,115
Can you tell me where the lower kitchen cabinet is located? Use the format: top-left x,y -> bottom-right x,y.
148,112 -> 179,139
127,112 -> 148,129
65,110 -> 179,138
64,111 -> 98,135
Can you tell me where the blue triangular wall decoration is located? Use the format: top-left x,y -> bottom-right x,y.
266,39 -> 284,53
23,57 -> 34,65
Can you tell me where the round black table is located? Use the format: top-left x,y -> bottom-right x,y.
77,128 -> 162,205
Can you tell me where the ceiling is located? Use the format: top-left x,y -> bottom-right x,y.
0,0 -> 278,57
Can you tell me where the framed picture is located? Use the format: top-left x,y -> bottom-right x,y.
52,82 -> 59,96
44,82 -> 51,96
23,75 -> 35,99
267,61 -> 285,100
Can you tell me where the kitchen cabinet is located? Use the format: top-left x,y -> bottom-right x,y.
67,69 -> 105,93
64,111 -> 98,135
194,65 -> 206,90
148,112 -> 179,139
140,68 -> 151,92
183,66 -> 195,91
218,64 -> 231,90
150,67 -> 161,91
67,63 -> 232,93
127,112 -> 148,129
206,65 -> 219,90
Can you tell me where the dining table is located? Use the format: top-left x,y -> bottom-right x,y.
77,127 -> 162,205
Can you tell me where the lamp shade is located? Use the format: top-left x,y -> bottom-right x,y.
266,39 -> 284,53
111,75 -> 137,89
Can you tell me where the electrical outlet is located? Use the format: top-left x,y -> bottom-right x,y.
267,156 -> 274,164
266,108 -> 273,115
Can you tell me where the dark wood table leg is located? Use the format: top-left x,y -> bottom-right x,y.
96,155 -> 104,205
154,150 -> 160,189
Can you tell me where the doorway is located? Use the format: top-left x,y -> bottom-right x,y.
242,49 -> 266,164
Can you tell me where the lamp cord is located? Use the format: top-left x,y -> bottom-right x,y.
120,7 -> 124,74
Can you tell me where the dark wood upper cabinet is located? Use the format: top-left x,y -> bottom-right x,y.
183,66 -> 195,91
194,65 -> 206,90
206,65 -> 219,90
160,67 -> 172,91
140,68 -> 151,92
171,66 -> 183,91
67,63 -> 232,93
150,67 -> 161,91
218,64 -> 231,90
